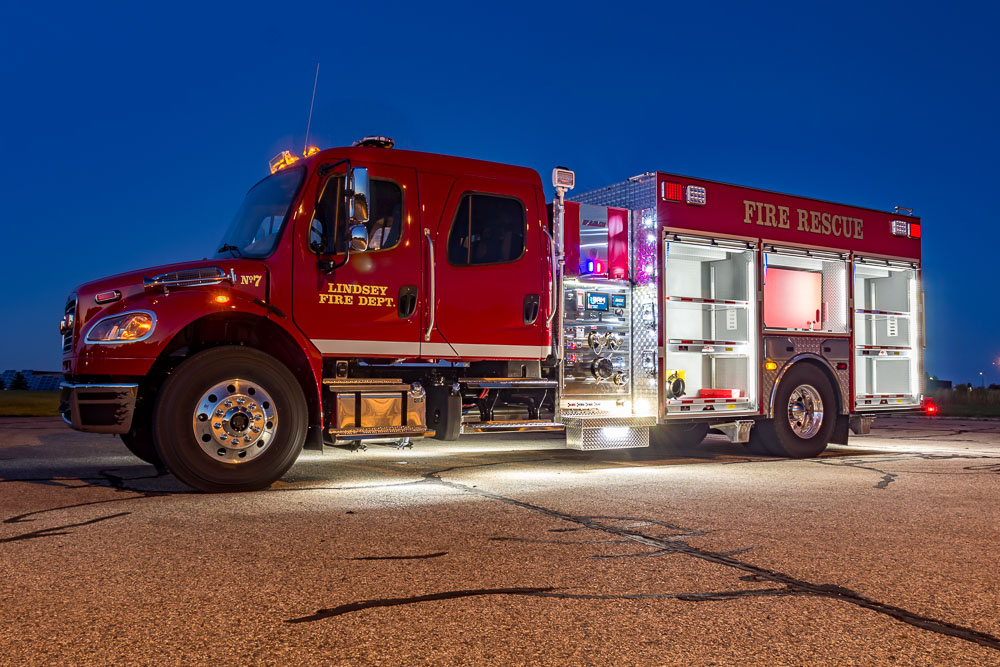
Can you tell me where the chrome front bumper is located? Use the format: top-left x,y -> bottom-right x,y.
59,382 -> 138,434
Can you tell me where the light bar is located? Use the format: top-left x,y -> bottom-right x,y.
686,185 -> 707,206
269,150 -> 298,174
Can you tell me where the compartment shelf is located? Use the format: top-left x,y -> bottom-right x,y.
665,296 -> 750,306
855,309 -> 912,317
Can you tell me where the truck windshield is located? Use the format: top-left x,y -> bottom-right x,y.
215,167 -> 305,258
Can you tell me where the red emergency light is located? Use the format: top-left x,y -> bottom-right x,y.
923,398 -> 938,415
662,182 -> 683,201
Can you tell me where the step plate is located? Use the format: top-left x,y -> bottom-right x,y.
328,425 -> 434,441
461,378 -> 558,389
461,420 -> 565,434
563,416 -> 656,451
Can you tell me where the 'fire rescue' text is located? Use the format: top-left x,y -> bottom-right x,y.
742,200 -> 863,240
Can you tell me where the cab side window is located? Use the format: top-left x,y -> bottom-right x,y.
310,177 -> 403,253
447,193 -> 525,265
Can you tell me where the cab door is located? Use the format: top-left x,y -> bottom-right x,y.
424,177 -> 548,360
292,163 -> 422,357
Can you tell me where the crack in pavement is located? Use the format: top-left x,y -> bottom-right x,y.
285,586 -> 811,623
348,552 -> 448,561
291,462 -> 1000,651
811,458 -> 899,489
0,512 -> 131,543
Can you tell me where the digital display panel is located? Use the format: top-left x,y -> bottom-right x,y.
610,294 -> 626,308
586,292 -> 608,311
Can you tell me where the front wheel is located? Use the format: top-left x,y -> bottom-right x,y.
153,347 -> 307,492
752,363 -> 836,458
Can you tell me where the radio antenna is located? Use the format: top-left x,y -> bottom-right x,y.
303,62 -> 320,156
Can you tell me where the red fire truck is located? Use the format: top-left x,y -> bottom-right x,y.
59,137 -> 923,492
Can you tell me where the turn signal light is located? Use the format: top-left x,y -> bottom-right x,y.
214,295 -> 230,304
764,361 -> 778,371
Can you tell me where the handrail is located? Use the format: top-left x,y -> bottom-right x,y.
543,227 -> 557,324
424,228 -> 435,342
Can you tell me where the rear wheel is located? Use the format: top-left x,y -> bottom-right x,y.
752,363 -> 835,458
153,347 -> 307,492
649,422 -> 710,451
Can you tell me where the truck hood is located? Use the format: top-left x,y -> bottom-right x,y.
67,259 -> 271,345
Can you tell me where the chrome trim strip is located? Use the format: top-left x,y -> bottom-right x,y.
84,310 -> 157,345
311,339 -> 549,359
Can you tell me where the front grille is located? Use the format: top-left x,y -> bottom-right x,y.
144,266 -> 228,289
62,295 -> 77,353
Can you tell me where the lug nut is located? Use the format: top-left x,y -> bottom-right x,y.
236,398 -> 245,405
252,426 -> 261,433
215,410 -> 224,417
213,422 -> 222,429
219,434 -> 228,440
244,435 -> 252,442
224,400 -> 233,407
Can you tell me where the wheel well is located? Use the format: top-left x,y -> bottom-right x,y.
775,358 -> 843,416
144,313 -> 320,428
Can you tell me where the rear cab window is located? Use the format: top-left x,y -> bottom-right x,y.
447,193 -> 526,265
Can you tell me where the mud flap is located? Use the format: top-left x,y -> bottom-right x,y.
304,424 -> 325,452
829,414 -> 850,445
426,385 -> 461,441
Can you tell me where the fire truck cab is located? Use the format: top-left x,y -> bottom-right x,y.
59,138 -> 923,491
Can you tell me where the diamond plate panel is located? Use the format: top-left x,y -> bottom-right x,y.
564,415 -> 657,450
822,261 -> 849,332
762,336 -> 851,417
569,175 -> 659,419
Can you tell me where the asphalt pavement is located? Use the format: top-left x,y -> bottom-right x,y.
2,416 -> 999,665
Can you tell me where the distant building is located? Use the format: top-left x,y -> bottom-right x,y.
1,370 -> 63,391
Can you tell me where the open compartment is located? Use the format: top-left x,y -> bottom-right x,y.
661,236 -> 758,416
762,247 -> 849,333
854,258 -> 920,408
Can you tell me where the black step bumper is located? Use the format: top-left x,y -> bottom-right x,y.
59,382 -> 138,434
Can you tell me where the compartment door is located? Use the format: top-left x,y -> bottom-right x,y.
660,235 -> 758,417
853,257 -> 921,410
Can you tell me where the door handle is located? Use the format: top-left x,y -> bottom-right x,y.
523,294 -> 540,325
424,228 -> 435,341
398,285 -> 417,319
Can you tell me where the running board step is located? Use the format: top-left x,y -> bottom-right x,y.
328,425 -> 434,441
323,378 -> 411,392
461,420 -> 565,434
461,378 -> 558,389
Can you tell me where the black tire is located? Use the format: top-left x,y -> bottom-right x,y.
120,427 -> 162,467
649,422 -> 710,451
152,347 -> 307,492
754,363 -> 836,458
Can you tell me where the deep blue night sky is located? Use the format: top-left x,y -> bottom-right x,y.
2,1 -> 997,383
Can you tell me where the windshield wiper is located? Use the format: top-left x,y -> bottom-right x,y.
218,244 -> 244,258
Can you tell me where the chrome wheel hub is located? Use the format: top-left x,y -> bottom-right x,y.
192,379 -> 277,463
787,384 -> 823,439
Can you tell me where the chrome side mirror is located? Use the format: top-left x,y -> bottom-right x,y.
348,166 -> 370,224
348,224 -> 369,252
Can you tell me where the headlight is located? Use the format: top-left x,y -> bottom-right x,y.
85,311 -> 156,343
